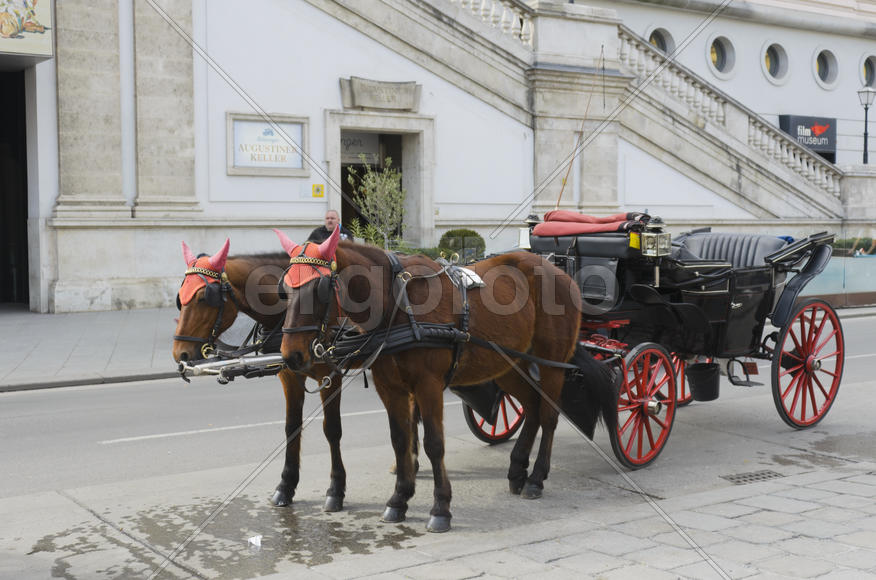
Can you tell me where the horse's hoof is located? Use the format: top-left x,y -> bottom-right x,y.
509,481 -> 524,495
426,515 -> 451,533
380,506 -> 406,523
520,483 -> 543,499
323,495 -> 344,512
271,489 -> 292,507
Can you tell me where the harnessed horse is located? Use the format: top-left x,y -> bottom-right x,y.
171,239 -> 347,512
276,226 -> 617,532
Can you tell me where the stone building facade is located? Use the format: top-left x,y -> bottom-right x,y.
1,0 -> 874,312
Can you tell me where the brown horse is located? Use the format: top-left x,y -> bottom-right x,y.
171,239 -> 347,512
276,227 -> 617,532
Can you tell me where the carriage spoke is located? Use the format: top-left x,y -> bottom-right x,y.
643,415 -> 657,449
787,372 -> 804,416
780,370 -> 803,402
789,328 -> 804,357
619,411 -> 638,436
818,367 -> 839,379
810,313 -> 829,351
501,402 -> 510,431
650,414 -> 669,430
812,372 -> 831,400
623,414 -> 641,454
779,363 -> 804,379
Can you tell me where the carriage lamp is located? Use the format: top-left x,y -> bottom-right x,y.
640,231 -> 672,257
858,86 -> 875,164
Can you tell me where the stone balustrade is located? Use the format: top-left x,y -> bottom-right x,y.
449,0 -> 533,46
617,25 -> 842,201
618,27 -> 726,126
748,117 -> 842,198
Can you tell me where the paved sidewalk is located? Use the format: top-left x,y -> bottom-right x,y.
1,304 -> 874,392
0,304 -> 181,391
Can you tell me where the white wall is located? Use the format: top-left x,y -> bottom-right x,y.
194,0 -> 533,250
585,1 -> 875,164
617,138 -> 756,221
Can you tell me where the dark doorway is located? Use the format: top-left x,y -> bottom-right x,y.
340,133 -> 402,230
0,71 -> 29,304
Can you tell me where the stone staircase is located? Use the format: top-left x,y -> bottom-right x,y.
309,0 -> 852,230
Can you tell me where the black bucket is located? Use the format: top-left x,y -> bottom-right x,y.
685,362 -> 720,401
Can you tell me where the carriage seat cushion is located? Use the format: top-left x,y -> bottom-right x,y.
678,233 -> 790,268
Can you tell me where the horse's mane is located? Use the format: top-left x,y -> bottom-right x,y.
337,241 -> 437,267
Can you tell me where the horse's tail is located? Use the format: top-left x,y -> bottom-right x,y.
559,345 -> 619,439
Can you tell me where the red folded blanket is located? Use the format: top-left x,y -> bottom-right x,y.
543,211 -> 648,224
532,220 -> 635,236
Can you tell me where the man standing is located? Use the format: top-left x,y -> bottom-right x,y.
308,209 -> 353,243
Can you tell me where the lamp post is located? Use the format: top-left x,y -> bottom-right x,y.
858,87 -> 876,164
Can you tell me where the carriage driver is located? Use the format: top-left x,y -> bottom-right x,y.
308,209 -> 353,243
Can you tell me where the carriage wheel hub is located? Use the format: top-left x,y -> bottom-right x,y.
646,399 -> 663,416
805,355 -> 821,372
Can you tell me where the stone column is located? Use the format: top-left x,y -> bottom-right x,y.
527,2 -> 628,216
52,0 -> 129,219
132,0 -> 199,217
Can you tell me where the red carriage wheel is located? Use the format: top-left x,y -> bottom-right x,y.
671,354 -> 694,407
771,298 -> 844,429
463,393 -> 524,444
610,343 -> 677,469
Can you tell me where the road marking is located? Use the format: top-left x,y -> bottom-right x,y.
99,400 -> 462,444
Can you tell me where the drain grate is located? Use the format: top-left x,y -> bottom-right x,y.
720,470 -> 785,485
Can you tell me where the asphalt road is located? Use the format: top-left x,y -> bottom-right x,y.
1,315 -> 875,579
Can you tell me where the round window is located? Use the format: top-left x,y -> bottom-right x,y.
648,28 -> 675,54
762,43 -> 789,84
707,36 -> 735,78
815,49 -> 838,87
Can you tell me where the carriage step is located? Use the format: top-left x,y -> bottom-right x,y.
727,376 -> 763,387
726,359 -> 762,387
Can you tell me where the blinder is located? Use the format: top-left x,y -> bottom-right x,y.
317,275 -> 333,304
277,278 -> 288,301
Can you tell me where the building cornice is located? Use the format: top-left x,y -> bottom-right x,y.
616,0 -> 876,37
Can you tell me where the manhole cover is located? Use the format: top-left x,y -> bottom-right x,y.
720,470 -> 784,485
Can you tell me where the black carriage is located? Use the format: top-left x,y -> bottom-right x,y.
465,213 -> 843,469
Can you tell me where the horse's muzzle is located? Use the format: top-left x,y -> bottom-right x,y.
283,350 -> 305,371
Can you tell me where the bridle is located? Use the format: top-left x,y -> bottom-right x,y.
174,264 -> 240,359
279,244 -> 339,373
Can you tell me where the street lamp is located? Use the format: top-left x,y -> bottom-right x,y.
858,86 -> 876,164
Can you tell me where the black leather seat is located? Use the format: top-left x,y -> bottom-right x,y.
678,233 -> 789,268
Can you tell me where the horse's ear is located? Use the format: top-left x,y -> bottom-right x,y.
273,228 -> 300,257
210,238 -> 230,272
317,225 -> 340,259
182,241 -> 196,266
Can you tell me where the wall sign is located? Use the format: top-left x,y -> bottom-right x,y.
340,131 -> 379,164
0,0 -> 53,60
778,115 -> 837,155
226,112 -> 310,177
340,76 -> 421,112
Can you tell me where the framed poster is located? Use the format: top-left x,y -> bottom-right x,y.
226,112 -> 310,177
0,0 -> 54,59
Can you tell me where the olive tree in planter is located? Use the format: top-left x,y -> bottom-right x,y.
347,155 -> 406,249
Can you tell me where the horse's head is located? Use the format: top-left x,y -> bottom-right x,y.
275,226 -> 341,371
172,238 -> 239,362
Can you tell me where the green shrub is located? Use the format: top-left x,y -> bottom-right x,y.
438,229 -> 485,262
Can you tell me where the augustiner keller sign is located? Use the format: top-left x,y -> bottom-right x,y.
778,115 -> 836,157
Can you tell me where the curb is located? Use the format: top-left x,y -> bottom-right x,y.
1,308 -> 873,394
0,371 -> 179,394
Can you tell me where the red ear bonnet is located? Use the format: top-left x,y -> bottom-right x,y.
276,228 -> 336,289
317,226 -> 341,261
182,241 -> 196,266
273,228 -> 300,257
209,238 -> 230,272
178,239 -> 227,307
